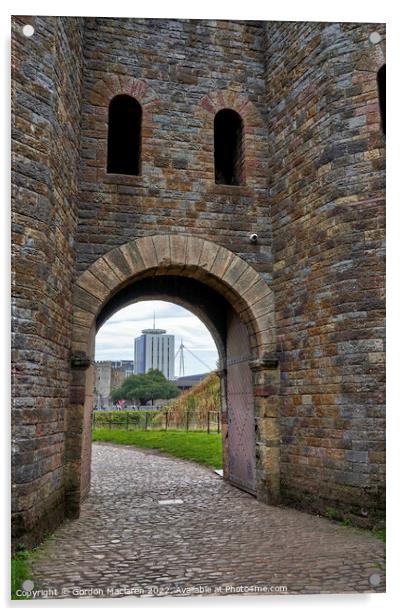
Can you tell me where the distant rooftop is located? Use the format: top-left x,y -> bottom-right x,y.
174,373 -> 209,387
141,328 -> 167,334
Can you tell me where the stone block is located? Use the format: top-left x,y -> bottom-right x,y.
104,248 -> 134,279
199,240 -> 219,272
119,241 -> 145,274
257,417 -> 280,441
136,236 -> 158,270
152,234 -> 171,268
76,271 -> 110,302
89,257 -> 123,289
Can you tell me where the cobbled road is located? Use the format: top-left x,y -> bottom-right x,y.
29,442 -> 385,599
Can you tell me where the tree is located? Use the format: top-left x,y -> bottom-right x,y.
111,369 -> 180,406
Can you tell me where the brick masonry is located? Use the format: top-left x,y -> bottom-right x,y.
264,22 -> 385,524
11,16 -> 385,548
12,16 -> 84,546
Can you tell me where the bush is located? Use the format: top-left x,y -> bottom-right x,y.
93,409 -> 160,429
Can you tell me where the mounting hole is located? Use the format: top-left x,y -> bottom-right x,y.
22,24 -> 35,37
369,573 -> 381,587
369,31 -> 381,44
22,579 -> 34,591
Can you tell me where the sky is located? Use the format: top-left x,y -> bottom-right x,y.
95,300 -> 219,377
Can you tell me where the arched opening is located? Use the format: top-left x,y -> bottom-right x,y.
95,299 -> 219,403
93,299 -> 222,460
68,235 -> 279,519
107,94 -> 142,175
214,109 -> 244,185
377,64 -> 386,135
82,275 -> 256,497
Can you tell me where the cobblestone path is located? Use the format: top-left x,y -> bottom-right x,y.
29,442 -> 385,598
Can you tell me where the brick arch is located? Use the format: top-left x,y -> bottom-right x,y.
88,75 -> 160,108
198,89 -> 265,128
354,37 -> 386,136
356,41 -> 385,73
85,75 -> 160,179
195,90 -> 268,187
72,234 -> 276,359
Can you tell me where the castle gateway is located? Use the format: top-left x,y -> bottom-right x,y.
11,16 -> 385,548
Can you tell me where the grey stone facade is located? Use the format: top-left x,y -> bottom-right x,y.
94,361 -> 125,408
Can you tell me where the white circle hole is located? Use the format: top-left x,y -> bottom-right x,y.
369,573 -> 381,587
369,32 -> 381,45
22,579 -> 34,591
22,24 -> 35,38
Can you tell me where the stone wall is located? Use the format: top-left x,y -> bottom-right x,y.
94,362 -> 112,408
11,17 -> 386,547
94,362 -> 125,408
76,18 -> 272,286
264,22 -> 386,525
11,16 -> 84,547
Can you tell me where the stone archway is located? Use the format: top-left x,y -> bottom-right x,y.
66,234 -> 280,517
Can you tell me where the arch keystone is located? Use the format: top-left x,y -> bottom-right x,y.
184,236 -> 205,270
170,235 -> 188,267
136,236 -> 158,269
152,235 -> 171,270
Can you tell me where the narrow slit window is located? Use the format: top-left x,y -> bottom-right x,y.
214,109 -> 244,185
377,64 -> 386,135
107,95 -> 142,175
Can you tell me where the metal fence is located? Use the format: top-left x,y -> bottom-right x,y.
92,409 -> 221,433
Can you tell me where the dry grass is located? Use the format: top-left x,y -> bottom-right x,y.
153,372 -> 221,429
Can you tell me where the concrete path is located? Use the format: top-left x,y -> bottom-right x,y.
29,442 -> 385,598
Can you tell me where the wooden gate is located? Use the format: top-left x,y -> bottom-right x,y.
226,311 -> 256,495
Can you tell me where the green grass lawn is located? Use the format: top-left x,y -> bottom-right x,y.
372,528 -> 386,542
11,551 -> 31,600
92,429 -> 222,468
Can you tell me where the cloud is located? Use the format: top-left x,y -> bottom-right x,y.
95,300 -> 219,376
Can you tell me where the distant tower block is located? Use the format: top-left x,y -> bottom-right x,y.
134,325 -> 175,379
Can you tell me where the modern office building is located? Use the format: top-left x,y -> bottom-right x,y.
134,328 -> 175,379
